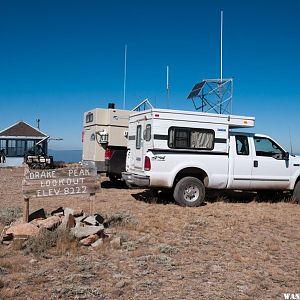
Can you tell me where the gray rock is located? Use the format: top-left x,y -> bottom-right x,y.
64,207 -> 74,216
75,214 -> 87,228
59,213 -> 76,230
0,226 -> 12,242
80,234 -> 98,246
51,207 -> 64,216
75,214 -> 87,222
28,208 -> 46,222
83,216 -> 99,226
6,223 -> 39,237
115,281 -> 126,289
94,213 -> 105,224
71,225 -> 104,239
37,216 -> 61,230
91,238 -> 104,248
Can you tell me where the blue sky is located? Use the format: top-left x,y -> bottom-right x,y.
0,0 -> 299,153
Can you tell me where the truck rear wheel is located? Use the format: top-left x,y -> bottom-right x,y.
292,181 -> 300,203
173,177 -> 205,207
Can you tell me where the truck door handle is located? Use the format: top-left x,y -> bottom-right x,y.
254,160 -> 258,168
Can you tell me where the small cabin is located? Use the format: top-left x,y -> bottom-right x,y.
0,121 -> 48,167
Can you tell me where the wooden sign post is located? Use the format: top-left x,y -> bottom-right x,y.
22,166 -> 101,222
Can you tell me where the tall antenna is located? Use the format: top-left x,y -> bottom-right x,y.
166,65 -> 170,108
220,10 -> 223,83
123,44 -> 127,110
289,127 -> 293,155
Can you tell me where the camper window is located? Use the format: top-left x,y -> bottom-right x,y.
136,125 -> 142,149
86,112 -> 93,123
144,124 -> 151,141
168,127 -> 214,150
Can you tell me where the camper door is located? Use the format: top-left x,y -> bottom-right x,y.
133,119 -> 152,170
134,123 -> 143,169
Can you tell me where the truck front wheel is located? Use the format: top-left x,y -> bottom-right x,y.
173,177 -> 205,207
292,181 -> 300,203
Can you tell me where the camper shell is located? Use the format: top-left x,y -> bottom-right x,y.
124,108 -> 255,183
82,106 -> 130,178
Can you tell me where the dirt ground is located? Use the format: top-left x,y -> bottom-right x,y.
0,167 -> 299,300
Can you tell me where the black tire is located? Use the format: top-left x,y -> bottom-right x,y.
173,177 -> 205,207
108,174 -> 119,183
292,181 -> 300,203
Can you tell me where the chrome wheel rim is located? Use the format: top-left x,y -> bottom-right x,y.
183,185 -> 200,202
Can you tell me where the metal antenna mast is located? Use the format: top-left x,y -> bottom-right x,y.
289,127 -> 294,155
123,44 -> 127,110
220,10 -> 223,83
166,65 -> 170,108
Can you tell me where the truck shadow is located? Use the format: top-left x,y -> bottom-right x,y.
209,190 -> 293,204
131,190 -> 178,205
101,179 -> 128,189
131,189 -> 293,205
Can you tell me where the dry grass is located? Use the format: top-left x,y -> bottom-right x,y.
0,167 -> 299,299
24,228 -> 78,256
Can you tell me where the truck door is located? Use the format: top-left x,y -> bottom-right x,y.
229,135 -> 253,189
250,136 -> 291,189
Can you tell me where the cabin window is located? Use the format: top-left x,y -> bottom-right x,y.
136,125 -> 142,149
0,139 -> 39,157
27,140 -> 35,150
7,140 -> 16,156
144,124 -> 151,141
86,112 -> 93,123
235,135 -> 249,155
254,137 -> 284,157
0,140 -> 6,152
16,140 -> 26,156
168,127 -> 214,150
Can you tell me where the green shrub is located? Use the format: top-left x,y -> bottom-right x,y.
0,207 -> 22,225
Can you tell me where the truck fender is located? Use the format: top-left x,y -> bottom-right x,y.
171,165 -> 209,188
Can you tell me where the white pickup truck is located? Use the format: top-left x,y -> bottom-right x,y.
122,108 -> 300,206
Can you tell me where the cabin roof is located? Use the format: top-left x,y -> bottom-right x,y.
0,121 -> 47,138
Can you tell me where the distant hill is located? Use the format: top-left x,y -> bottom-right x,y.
48,149 -> 82,163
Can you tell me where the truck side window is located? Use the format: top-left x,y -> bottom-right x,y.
236,135 -> 249,155
254,137 -> 283,157
136,125 -> 142,149
168,127 -> 214,150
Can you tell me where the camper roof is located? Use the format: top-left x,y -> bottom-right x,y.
130,108 -> 255,129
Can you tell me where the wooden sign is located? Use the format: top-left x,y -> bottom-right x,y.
22,167 -> 100,198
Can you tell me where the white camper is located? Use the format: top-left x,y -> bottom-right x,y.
82,104 -> 130,180
123,108 -> 300,206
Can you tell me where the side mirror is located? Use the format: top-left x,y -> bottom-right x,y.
283,152 -> 290,160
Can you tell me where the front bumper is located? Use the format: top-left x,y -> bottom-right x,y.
122,172 -> 150,187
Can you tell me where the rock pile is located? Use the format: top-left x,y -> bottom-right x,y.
0,207 -> 121,249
